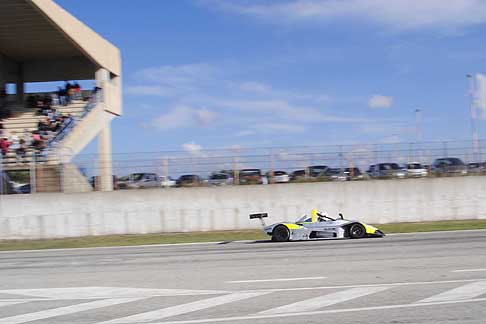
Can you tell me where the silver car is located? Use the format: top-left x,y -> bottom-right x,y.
250,210 -> 385,242
117,173 -> 161,189
404,162 -> 428,178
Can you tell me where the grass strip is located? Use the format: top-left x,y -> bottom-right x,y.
1,219 -> 486,251
376,219 -> 486,233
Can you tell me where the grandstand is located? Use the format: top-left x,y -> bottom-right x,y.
0,0 -> 121,193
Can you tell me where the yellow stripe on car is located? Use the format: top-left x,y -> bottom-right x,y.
283,223 -> 302,230
362,223 -> 379,234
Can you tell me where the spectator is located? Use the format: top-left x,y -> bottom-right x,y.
31,131 -> 44,151
73,82 -> 81,99
0,136 -> 10,158
9,133 -> 20,157
57,86 -> 66,106
65,81 -> 73,104
17,138 -> 27,162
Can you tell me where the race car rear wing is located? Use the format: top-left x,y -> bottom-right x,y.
249,213 -> 268,227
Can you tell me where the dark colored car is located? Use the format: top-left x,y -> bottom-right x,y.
176,174 -> 202,187
290,169 -> 306,181
432,158 -> 467,176
368,163 -> 406,179
208,173 -> 233,186
239,169 -> 263,185
467,162 -> 486,174
323,168 -> 347,181
307,165 -> 329,178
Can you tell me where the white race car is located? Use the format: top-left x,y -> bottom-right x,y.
250,209 -> 385,242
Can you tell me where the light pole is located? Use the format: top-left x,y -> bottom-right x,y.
467,74 -> 479,161
415,108 -> 423,161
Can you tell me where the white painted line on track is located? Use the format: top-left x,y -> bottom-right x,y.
453,268 -> 486,273
0,301 -> 28,308
0,287 -> 227,299
259,286 -> 391,315
150,298 -> 486,324
95,292 -> 270,324
418,281 -> 486,303
227,276 -> 327,283
0,298 -> 143,324
238,278 -> 486,294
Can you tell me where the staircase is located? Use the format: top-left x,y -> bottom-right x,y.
0,95 -> 108,193
0,100 -> 86,166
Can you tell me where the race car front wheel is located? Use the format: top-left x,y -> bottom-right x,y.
272,225 -> 290,242
349,223 -> 366,239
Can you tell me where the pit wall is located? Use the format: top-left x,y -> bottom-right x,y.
1,176 -> 485,239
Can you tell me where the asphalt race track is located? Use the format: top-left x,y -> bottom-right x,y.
0,230 -> 486,324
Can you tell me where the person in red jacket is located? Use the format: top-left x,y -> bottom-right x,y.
0,137 -> 10,158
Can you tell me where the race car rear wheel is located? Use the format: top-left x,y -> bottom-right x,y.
272,225 -> 290,242
349,223 -> 366,239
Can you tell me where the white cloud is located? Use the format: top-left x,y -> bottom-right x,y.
126,86 -> 175,97
147,105 -> 218,130
239,81 -> 272,94
368,94 -> 393,109
182,142 -> 204,156
130,62 -> 375,138
132,63 -> 219,98
255,123 -> 307,133
206,0 -> 486,32
235,130 -> 256,137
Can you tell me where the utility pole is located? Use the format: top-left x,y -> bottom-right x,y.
467,74 -> 480,161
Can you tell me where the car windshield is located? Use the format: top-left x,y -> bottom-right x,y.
131,173 -> 144,181
407,163 -> 423,169
240,170 -> 261,176
380,163 -> 400,170
210,174 -> 227,180
327,168 -> 341,175
180,175 -> 195,180
296,215 -> 312,222
448,158 -> 465,166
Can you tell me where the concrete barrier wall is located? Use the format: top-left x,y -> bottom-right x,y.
1,176 -> 486,239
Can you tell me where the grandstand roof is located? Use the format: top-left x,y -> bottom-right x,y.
0,0 -> 121,82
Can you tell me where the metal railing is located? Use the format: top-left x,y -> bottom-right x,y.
2,139 -> 485,194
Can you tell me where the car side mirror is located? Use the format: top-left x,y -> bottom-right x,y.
339,213 -> 344,219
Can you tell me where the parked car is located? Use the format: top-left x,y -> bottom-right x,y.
432,158 -> 467,176
176,174 -> 202,187
368,163 -> 406,179
307,165 -> 329,178
208,172 -> 233,186
116,173 -> 160,189
343,167 -> 364,180
159,175 -> 176,187
324,168 -> 347,181
467,162 -> 486,174
404,162 -> 428,178
267,171 -> 290,183
290,169 -> 306,181
239,169 -> 263,185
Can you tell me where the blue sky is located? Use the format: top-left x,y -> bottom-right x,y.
50,0 -> 486,154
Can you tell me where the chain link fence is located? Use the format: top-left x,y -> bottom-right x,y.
1,139 -> 486,194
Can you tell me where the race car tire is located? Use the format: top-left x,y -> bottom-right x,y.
272,225 -> 290,242
349,223 -> 366,239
